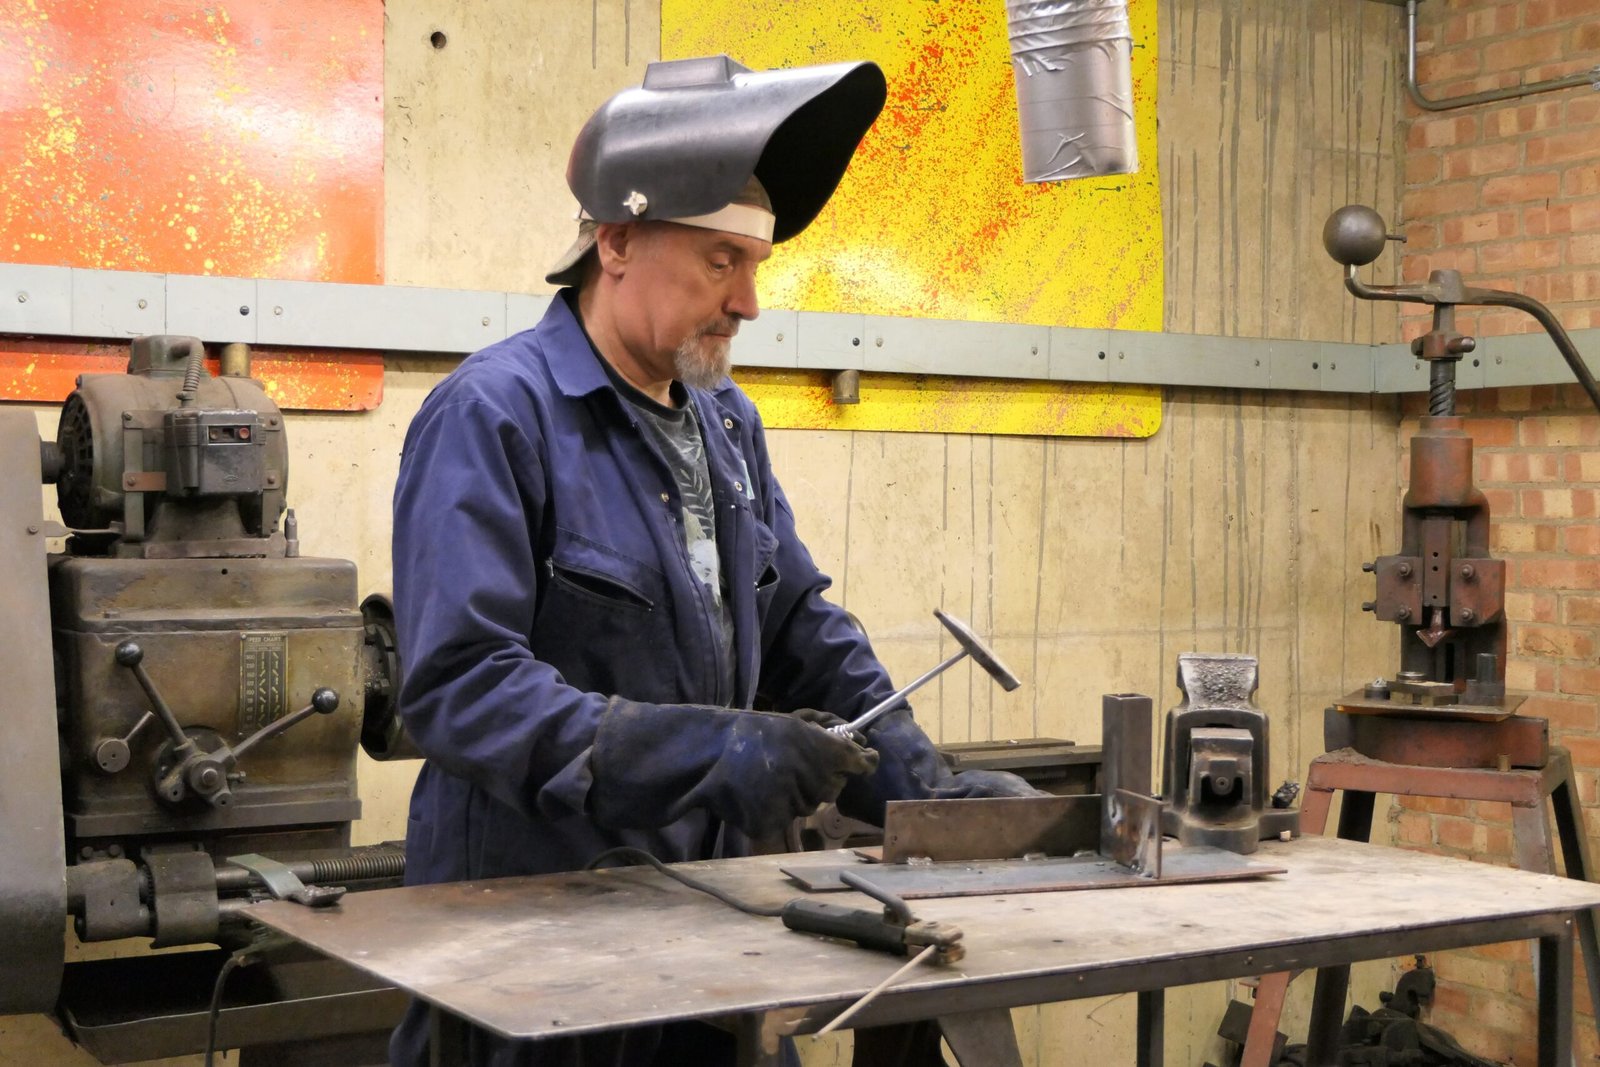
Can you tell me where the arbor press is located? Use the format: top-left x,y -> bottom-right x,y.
1240,207 -> 1600,1067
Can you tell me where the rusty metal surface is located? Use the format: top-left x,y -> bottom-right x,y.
1331,690 -> 1522,723
1371,556 -> 1423,624
780,846 -> 1282,897
53,555 -> 364,843
1338,713 -> 1546,769
880,796 -> 1099,864
0,411 -> 67,1013
1449,558 -> 1505,627
1308,749 -> 1560,806
249,837 -> 1600,1043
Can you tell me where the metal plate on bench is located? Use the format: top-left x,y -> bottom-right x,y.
881,795 -> 1100,863
1332,688 -> 1525,723
782,846 -> 1284,899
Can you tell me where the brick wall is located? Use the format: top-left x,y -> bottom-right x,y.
1400,1 -> 1600,1062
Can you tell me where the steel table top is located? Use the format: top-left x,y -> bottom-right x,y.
251,835 -> 1600,1042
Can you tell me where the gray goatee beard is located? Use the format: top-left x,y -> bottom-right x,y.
674,322 -> 735,390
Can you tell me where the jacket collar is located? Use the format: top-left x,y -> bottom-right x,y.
540,288 -> 743,421
540,289 -> 613,399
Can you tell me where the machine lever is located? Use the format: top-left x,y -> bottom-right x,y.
115,641 -> 192,748
93,710 -> 155,775
115,641 -> 340,806
232,688 -> 341,761
832,610 -> 1020,737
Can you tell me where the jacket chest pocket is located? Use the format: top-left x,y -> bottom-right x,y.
543,528 -> 662,615
751,518 -> 781,622
535,528 -> 676,697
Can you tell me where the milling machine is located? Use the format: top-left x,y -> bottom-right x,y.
0,334 -> 406,1063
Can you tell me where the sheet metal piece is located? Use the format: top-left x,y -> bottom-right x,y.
1332,688 -> 1524,723
246,837 -> 1600,1043
781,847 -> 1284,899
1104,789 -> 1163,879
881,796 -> 1100,864
1100,693 -> 1161,878
0,410 -> 67,1013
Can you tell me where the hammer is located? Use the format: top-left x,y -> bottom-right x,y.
829,610 -> 1021,738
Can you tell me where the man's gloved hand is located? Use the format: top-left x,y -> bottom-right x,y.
791,707 -> 871,747
927,768 -> 1045,800
588,699 -> 880,839
835,708 -> 1047,825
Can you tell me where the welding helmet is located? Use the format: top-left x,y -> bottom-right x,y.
545,55 -> 886,286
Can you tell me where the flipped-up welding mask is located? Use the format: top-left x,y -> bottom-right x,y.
545,55 -> 886,286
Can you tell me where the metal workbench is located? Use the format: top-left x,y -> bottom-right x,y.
251,836 -> 1600,1066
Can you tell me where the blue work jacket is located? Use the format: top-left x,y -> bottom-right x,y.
387,294 -> 1024,1067
392,292 -> 907,886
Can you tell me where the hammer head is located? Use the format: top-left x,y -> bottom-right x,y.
933,610 -> 1021,691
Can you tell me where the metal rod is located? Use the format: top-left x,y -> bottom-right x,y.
127,661 -> 190,748
815,944 -> 938,1037
1472,288 -> 1600,415
832,649 -> 968,736
1405,1 -> 1597,113
1342,266 -> 1600,417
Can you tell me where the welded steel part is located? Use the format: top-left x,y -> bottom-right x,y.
1100,693 -> 1162,878
567,56 -> 885,242
781,846 -> 1284,899
0,410 -> 67,1014
881,795 -> 1101,864
1160,654 -> 1299,854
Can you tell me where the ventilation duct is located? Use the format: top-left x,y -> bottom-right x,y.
1002,0 -> 1137,182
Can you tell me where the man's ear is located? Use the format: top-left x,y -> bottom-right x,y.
593,222 -> 639,279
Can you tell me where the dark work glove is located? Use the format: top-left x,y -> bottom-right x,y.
791,707 -> 871,747
927,768 -> 1044,800
589,699 -> 880,839
836,708 -> 1047,825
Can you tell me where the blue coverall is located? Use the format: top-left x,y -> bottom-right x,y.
389,293 -> 1023,1066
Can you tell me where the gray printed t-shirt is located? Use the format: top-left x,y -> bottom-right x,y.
604,368 -> 737,702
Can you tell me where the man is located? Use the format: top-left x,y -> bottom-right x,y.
389,55 -> 1040,1067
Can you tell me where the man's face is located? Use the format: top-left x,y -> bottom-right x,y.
620,222 -> 772,389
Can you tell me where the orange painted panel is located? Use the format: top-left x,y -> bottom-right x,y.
0,338 -> 383,410
0,0 -> 384,409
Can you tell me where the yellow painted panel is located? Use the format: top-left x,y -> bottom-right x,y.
662,0 -> 1162,332
734,369 -> 1160,438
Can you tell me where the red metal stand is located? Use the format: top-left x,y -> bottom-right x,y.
1242,745 -> 1600,1066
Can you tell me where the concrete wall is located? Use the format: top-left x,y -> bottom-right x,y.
4,1 -> 1406,1064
